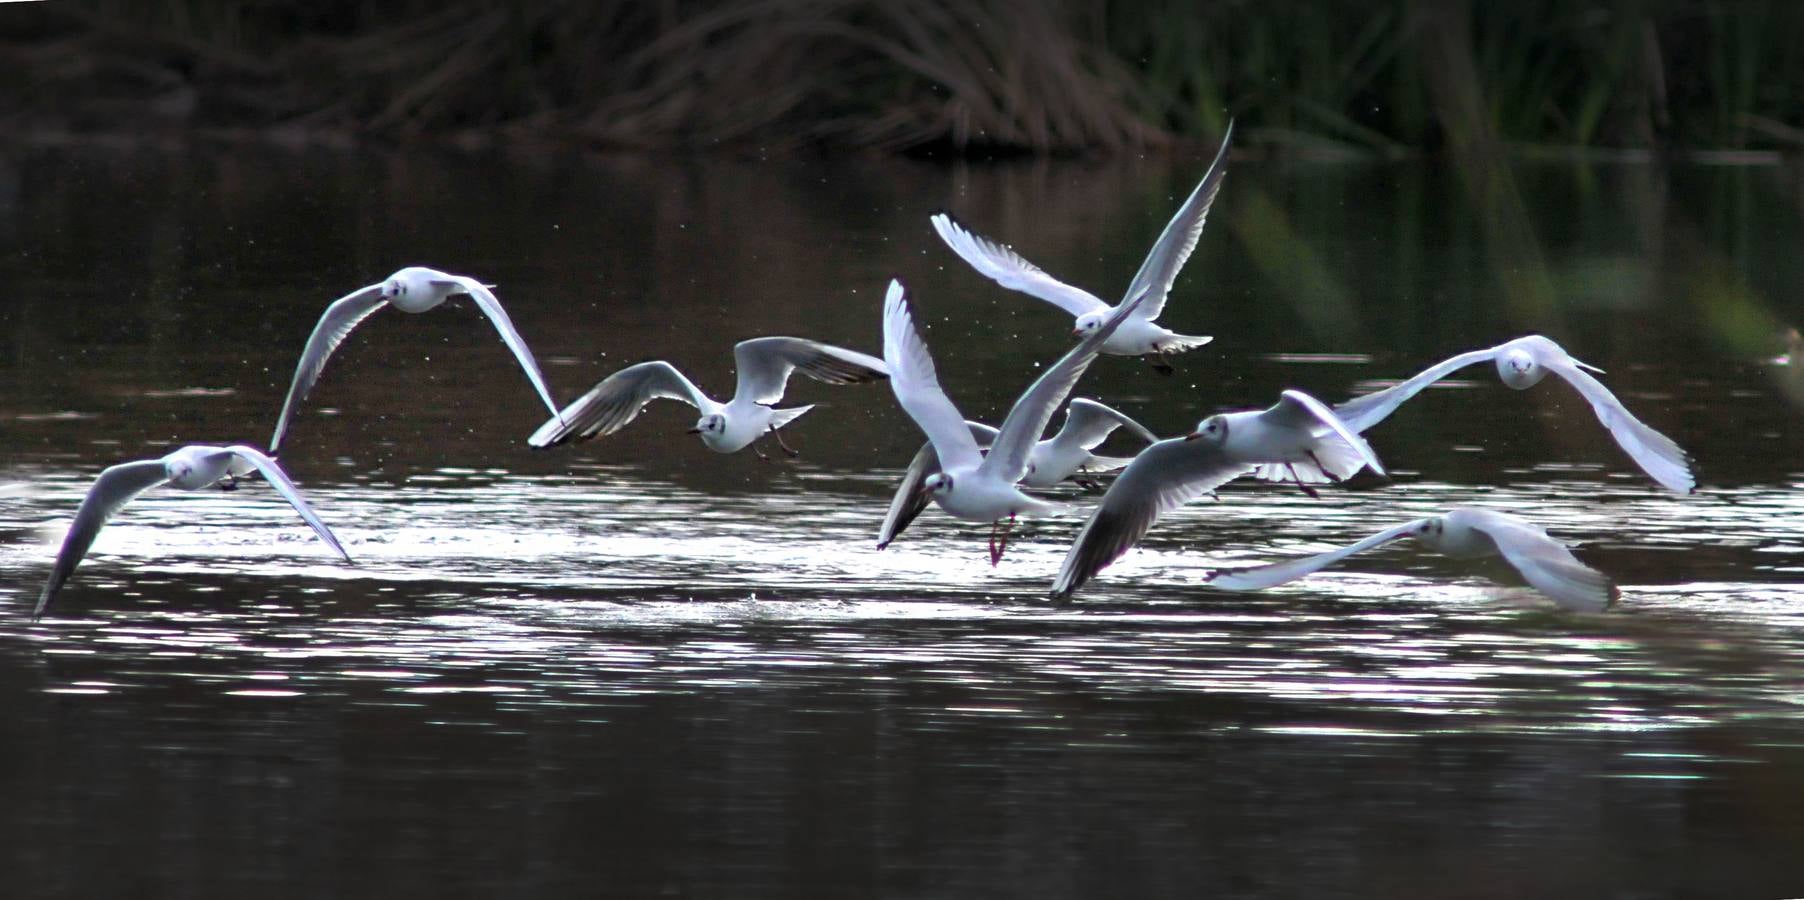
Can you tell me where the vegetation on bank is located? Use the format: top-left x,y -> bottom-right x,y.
3,1 -> 1802,156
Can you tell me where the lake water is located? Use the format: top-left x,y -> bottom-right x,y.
0,146 -> 1801,898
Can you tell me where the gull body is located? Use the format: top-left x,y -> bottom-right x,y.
1332,334 -> 1694,493
877,399 -> 1158,549
929,121 -> 1232,366
1050,390 -> 1384,598
271,266 -> 561,453
882,280 -> 1148,562
1207,507 -> 1618,612
34,445 -> 350,619
529,337 -> 888,457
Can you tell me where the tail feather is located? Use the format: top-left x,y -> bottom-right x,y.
769,405 -> 814,430
1156,334 -> 1214,354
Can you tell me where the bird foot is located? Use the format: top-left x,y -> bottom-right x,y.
1146,356 -> 1176,376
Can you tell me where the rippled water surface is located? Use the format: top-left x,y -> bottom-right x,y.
1,149 -> 1802,898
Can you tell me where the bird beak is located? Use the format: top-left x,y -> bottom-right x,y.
1184,431 -> 1202,441
1071,329 -> 1084,338
686,428 -> 702,434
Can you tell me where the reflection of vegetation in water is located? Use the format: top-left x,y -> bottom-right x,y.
13,1 -> 1804,153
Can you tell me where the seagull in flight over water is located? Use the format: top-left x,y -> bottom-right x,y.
884,278 -> 1150,565
528,337 -> 889,459
270,266 -> 562,454
34,445 -> 350,619
929,120 -> 1233,374
877,398 -> 1159,550
1331,334 -> 1695,494
1207,506 -> 1618,612
1050,389 -> 1385,598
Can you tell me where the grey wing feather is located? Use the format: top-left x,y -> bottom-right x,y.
1269,389 -> 1387,478
984,289 -> 1152,483
1540,356 -> 1696,494
877,421 -> 998,549
1050,438 -> 1254,598
528,361 -> 711,448
1056,398 -> 1159,451
1333,347 -> 1499,434
34,460 -> 170,618
1122,118 -> 1233,321
454,279 -> 563,422
733,337 -> 889,405
1206,519 -> 1426,591
1459,508 -> 1618,612
270,285 -> 388,453
930,213 -> 1111,318
222,447 -> 351,562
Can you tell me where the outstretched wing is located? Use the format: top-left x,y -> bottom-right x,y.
442,277 -> 563,422
1332,346 -> 1499,434
876,422 -> 999,549
732,337 -> 889,405
1266,389 -> 1387,479
1121,119 -> 1233,321
930,213 -> 1110,318
1457,508 -> 1618,612
883,279 -> 984,473
1206,519 -> 1427,591
528,361 -> 712,448
1536,348 -> 1696,494
983,291 -> 1151,484
34,460 -> 170,618
269,284 -> 388,453
1049,438 -> 1254,598
1052,398 -> 1160,452
221,447 -> 351,563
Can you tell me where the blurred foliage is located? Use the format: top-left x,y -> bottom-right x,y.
2,0 -> 1803,154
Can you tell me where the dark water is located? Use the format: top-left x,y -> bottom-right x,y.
1,146 -> 1802,898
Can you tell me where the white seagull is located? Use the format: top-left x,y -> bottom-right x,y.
1207,506 -> 1618,612
34,445 -> 350,619
528,337 -> 888,458
1332,334 -> 1695,493
1049,390 -> 1385,598
929,121 -> 1232,372
884,279 -> 1148,564
876,398 -> 1159,549
270,266 -> 562,453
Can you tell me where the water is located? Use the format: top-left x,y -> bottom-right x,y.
1,147 -> 1802,898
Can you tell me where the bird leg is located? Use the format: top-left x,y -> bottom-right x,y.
1145,354 -> 1176,376
1075,478 -> 1105,494
1304,449 -> 1344,484
1286,463 -> 1321,499
751,441 -> 774,463
217,475 -> 240,492
769,425 -> 801,458
989,514 -> 1018,566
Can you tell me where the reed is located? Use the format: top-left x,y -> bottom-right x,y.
3,0 -> 1802,154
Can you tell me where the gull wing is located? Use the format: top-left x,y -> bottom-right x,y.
1121,118 -> 1233,321
1455,508 -> 1618,612
1265,389 -> 1387,478
982,290 -> 1152,484
876,422 -> 1000,549
442,277 -> 563,422
1206,519 -> 1428,591
930,213 -> 1110,318
269,284 -> 388,453
882,279 -> 984,473
34,459 -> 170,618
528,361 -> 712,448
1534,346 -> 1696,494
1051,398 -> 1160,452
1332,346 -> 1499,434
1049,438 -> 1255,598
732,337 -> 889,405
220,447 -> 351,563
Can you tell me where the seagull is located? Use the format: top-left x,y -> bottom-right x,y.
1331,334 -> 1695,493
1049,390 -> 1385,598
876,398 -> 1159,549
270,266 -> 562,454
929,121 -> 1232,373
1206,506 -> 1618,612
883,279 -> 1148,565
34,445 -> 351,619
527,337 -> 888,458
